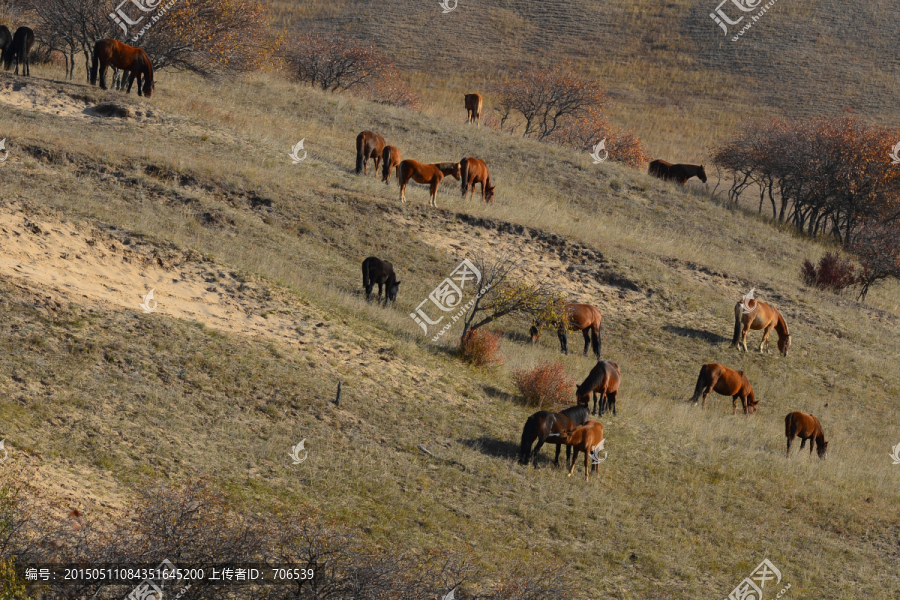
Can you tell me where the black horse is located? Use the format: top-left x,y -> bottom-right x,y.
2,26 -> 34,76
518,404 -> 590,467
362,256 -> 400,304
0,26 -> 11,60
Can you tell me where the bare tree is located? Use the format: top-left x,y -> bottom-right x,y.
851,221 -> 900,301
288,33 -> 382,93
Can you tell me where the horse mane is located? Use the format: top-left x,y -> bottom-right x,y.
560,404 -> 589,422
775,308 -> 790,337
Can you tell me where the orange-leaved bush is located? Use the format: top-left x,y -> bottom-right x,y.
512,361 -> 573,410
459,328 -> 503,367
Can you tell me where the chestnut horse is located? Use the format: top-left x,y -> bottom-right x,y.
460,157 -> 495,202
91,39 -> 154,97
553,420 -> 604,480
397,160 -> 461,207
381,145 -> 401,183
530,303 -> 602,359
648,160 -> 707,185
519,404 -> 590,467
362,256 -> 400,304
690,363 -> 758,414
2,26 -> 34,77
576,360 -> 620,416
731,296 -> 791,356
464,93 -> 483,124
355,131 -> 385,175
785,411 -> 827,459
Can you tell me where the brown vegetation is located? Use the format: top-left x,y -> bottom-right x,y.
512,360 -> 573,410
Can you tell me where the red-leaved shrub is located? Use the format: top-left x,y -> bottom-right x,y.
801,252 -> 858,293
459,328 -> 503,367
512,361 -> 573,410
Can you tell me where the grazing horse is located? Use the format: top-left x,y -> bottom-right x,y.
2,26 -> 34,76
91,39 -> 154,97
648,160 -> 707,185
518,404 -> 590,467
361,256 -> 400,304
731,296 -> 791,356
464,93 -> 483,124
355,131 -> 385,176
530,303 -> 602,359
381,145 -> 401,184
460,157 -> 495,202
785,411 -> 827,459
576,360 -> 620,416
0,26 -> 11,59
397,160 -> 461,207
553,420 -> 605,480
690,363 -> 758,414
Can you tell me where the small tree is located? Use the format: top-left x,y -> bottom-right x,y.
851,221 -> 900,301
289,32 -> 381,92
512,361 -> 573,409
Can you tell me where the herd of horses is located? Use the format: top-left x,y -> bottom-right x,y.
0,27 -> 154,97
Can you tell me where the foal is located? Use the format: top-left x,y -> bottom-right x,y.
554,420 -> 605,481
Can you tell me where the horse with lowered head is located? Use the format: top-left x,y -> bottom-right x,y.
648,160 -> 707,185
518,404 -> 589,467
576,360 -> 620,416
91,39 -> 154,97
731,292 -> 791,356
362,256 -> 400,304
690,363 -> 758,414
531,303 -> 602,359
0,26 -> 11,60
397,159 -> 461,207
460,157 -> 495,202
356,131 -> 385,175
553,420 -> 605,480
381,145 -> 401,183
2,26 -> 34,76
785,411 -> 827,459
464,93 -> 483,124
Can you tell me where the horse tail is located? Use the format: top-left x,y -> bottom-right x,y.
593,308 -> 602,359
691,365 -> 708,403
460,158 -> 469,197
90,45 -> 100,85
519,416 -> 538,465
355,133 -> 365,175
381,147 -> 391,181
731,302 -> 743,347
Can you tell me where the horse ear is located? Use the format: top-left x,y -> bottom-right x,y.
395,280 -> 401,285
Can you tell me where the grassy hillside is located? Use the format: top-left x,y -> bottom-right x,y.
1,61 -> 900,599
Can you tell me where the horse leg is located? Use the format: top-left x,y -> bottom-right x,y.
399,180 -> 407,203
609,391 -> 617,416
558,329 -> 568,355
377,281 -> 384,302
566,444 -> 572,469
584,450 -> 591,481
531,439 -> 545,467
701,375 -> 717,409
808,438 -> 814,457
99,61 -> 108,90
429,179 -> 440,208
786,434 -> 793,458
567,449 -> 580,477
581,329 -> 591,357
373,155 -> 381,177
553,443 -> 561,467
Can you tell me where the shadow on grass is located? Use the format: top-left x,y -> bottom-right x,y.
482,384 -> 516,403
462,436 -> 520,461
502,329 -> 532,345
662,325 -> 729,344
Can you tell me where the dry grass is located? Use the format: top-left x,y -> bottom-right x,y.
0,61 -> 899,599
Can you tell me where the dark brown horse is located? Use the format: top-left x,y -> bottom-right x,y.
530,303 -> 602,359
648,160 -> 707,185
355,131 -> 385,175
397,160 -> 461,207
460,157 -> 495,202
2,26 -> 34,77
381,145 -> 401,183
518,404 -> 590,467
553,420 -> 604,480
91,39 -> 154,97
690,363 -> 758,414
785,411 -> 827,459
362,256 -> 400,304
576,360 -> 620,416
732,294 -> 791,356
0,26 -> 11,60
464,93 -> 483,124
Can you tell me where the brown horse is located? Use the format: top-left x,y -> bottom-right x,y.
553,420 -> 605,480
519,404 -> 590,467
530,303 -> 602,359
381,145 -> 401,183
397,160 -> 461,207
91,39 -> 154,97
576,360 -> 620,416
464,93 -> 483,124
355,131 -> 385,176
731,295 -> 791,356
648,160 -> 707,185
2,26 -> 34,77
460,157 -> 495,202
785,411 -> 827,459
690,363 -> 758,414
0,26 -> 13,65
